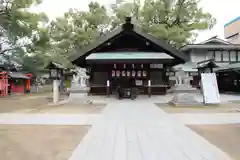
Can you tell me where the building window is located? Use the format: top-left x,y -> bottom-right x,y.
238,52 -> 240,61
215,51 -> 222,61
206,51 -> 214,60
222,50 -> 229,61
230,51 -> 237,61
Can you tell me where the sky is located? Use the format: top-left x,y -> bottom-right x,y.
30,0 -> 240,43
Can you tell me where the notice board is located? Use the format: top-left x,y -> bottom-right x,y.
201,73 -> 220,104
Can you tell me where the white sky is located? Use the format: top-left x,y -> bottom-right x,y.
30,0 -> 240,43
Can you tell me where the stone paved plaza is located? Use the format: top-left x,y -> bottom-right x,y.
69,101 -> 233,160
0,94 -> 240,160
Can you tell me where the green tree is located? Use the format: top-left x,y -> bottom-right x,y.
48,0 -> 216,65
48,2 -> 109,66
111,0 -> 216,47
0,0 -> 49,55
8,48 -> 46,75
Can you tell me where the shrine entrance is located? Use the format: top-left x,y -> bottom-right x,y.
111,78 -> 135,93
109,63 -> 148,94
71,17 -> 188,96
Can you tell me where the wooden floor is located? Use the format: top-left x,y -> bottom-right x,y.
69,102 -> 232,160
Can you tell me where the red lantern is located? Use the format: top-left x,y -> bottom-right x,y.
122,71 -> 126,76
137,71 -> 141,77
116,70 -> 120,77
132,70 -> 136,77
112,70 -> 115,77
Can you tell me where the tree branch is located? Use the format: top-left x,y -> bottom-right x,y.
171,0 -> 187,26
0,44 -> 30,55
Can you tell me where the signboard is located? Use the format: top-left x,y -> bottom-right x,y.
136,80 -> 143,86
166,72 -> 175,76
189,72 -> 198,76
201,73 -> 220,104
150,64 -> 163,69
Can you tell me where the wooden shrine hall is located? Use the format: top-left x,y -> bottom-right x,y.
71,17 -> 188,96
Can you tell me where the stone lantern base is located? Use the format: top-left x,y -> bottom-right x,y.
167,84 -> 202,106
68,86 -> 90,103
67,67 -> 90,103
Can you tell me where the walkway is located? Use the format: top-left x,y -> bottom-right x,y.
0,114 -> 99,125
172,113 -> 240,125
69,102 -> 232,160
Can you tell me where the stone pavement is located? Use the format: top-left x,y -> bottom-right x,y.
69,102 -> 232,160
0,113 -> 99,125
172,113 -> 240,125
85,93 -> 240,104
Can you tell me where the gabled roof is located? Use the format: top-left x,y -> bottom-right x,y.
179,37 -> 240,51
71,17 -> 188,64
199,36 -> 231,45
197,59 -> 219,69
180,44 -> 240,51
45,62 -> 65,69
173,62 -> 198,72
86,52 -> 174,60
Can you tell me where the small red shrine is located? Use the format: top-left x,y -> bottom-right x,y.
0,65 -> 32,96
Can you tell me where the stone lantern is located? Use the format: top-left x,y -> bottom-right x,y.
45,62 -> 64,104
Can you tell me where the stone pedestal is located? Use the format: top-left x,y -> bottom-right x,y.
68,85 -> 90,102
67,68 -> 90,104
167,70 -> 202,106
53,80 -> 59,104
167,84 -> 199,93
167,85 -> 201,106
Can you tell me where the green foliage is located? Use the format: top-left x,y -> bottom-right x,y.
1,0 -> 216,75
116,0 -> 216,47
48,2 -> 109,66
49,0 -> 216,63
0,0 -> 49,54
0,0 -> 50,75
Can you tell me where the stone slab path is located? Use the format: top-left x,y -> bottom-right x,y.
172,113 -> 240,125
0,114 -> 99,125
69,102 -> 232,160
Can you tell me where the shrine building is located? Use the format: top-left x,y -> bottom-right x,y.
71,17 -> 188,96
